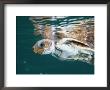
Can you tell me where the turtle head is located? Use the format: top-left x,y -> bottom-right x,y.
33,39 -> 55,55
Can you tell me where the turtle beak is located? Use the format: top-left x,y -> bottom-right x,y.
32,47 -> 34,52
32,45 -> 44,54
32,46 -> 36,53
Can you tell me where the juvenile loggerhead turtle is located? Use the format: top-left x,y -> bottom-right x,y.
31,16 -> 94,64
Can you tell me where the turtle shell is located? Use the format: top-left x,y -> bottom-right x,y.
67,27 -> 94,49
55,20 -> 94,50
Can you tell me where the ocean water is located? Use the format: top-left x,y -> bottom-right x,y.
16,16 -> 94,74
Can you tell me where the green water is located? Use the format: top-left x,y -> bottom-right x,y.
16,16 -> 94,74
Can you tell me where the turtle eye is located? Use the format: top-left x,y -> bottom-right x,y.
40,43 -> 45,48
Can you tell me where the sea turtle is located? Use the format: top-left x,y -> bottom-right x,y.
31,17 -> 94,64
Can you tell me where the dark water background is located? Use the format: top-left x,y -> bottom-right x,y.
16,16 -> 94,74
